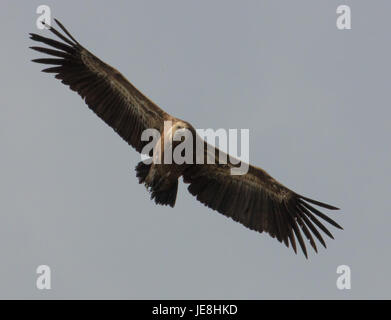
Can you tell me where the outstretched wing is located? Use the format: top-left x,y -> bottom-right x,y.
30,19 -> 170,152
183,143 -> 342,258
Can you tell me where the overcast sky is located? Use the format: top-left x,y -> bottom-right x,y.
1,0 -> 390,299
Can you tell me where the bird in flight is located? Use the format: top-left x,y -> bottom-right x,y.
30,19 -> 342,258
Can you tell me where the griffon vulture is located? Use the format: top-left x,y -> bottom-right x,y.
30,19 -> 342,258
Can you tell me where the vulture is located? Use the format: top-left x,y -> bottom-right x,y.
30,19 -> 342,258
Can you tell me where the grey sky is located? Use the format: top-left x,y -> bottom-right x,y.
0,0 -> 390,299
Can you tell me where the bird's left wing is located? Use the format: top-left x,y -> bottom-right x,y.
30,19 -> 170,153
183,143 -> 342,258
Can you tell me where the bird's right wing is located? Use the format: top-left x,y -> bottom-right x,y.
30,19 -> 170,152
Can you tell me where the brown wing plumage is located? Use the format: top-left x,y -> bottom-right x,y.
30,19 -> 170,152
183,143 -> 342,258
30,19 -> 342,257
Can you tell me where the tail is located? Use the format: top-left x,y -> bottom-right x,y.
150,180 -> 178,207
135,161 -> 151,184
135,161 -> 178,207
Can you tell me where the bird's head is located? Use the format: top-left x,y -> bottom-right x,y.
172,121 -> 193,141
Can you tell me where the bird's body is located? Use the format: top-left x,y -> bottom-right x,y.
30,19 -> 342,257
138,118 -> 196,206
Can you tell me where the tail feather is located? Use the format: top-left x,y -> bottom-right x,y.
135,161 -> 179,207
135,161 -> 151,184
151,180 -> 178,207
